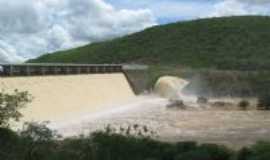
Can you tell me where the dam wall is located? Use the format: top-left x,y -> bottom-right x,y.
0,63 -> 149,127
123,65 -> 149,94
0,63 -> 150,94
0,74 -> 135,126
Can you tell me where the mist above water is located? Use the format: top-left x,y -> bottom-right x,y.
47,75 -> 270,149
51,75 -> 196,137
50,95 -> 169,137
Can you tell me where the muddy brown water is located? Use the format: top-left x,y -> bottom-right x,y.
0,74 -> 135,128
52,96 -> 270,149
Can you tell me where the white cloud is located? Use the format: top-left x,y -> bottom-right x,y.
238,0 -> 270,4
207,0 -> 270,17
0,0 -> 156,63
0,40 -> 23,62
3,0 -> 270,63
108,0 -> 215,22
210,0 -> 247,17
108,0 -> 270,22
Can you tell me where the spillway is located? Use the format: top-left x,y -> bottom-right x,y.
0,73 -> 135,127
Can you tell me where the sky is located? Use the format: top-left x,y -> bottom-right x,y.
1,0 -> 270,63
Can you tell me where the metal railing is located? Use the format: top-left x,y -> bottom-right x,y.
0,63 -> 123,76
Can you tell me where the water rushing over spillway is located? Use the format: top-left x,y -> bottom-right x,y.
50,75 -> 270,148
0,73 -> 135,127
154,76 -> 189,100
1,74 -> 270,148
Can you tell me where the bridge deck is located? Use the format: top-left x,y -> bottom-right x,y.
0,63 -> 123,76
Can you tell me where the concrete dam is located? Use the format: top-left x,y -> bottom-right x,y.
0,63 -> 146,127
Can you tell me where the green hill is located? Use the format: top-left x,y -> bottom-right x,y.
29,16 -> 270,70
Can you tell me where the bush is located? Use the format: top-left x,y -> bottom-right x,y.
239,141 -> 270,160
198,144 -> 232,160
175,150 -> 212,160
0,127 -> 19,158
251,141 -> 270,155
166,99 -> 186,110
20,122 -> 59,142
197,96 -> 208,104
237,147 -> 252,160
0,90 -> 32,128
238,100 -> 250,110
176,141 -> 197,153
212,102 -> 227,107
5,127 -> 270,160
0,127 -> 18,144
257,94 -> 270,110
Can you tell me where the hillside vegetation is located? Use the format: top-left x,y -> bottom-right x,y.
29,16 -> 270,96
30,16 -> 270,70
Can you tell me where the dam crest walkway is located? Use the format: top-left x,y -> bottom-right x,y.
0,63 -> 148,76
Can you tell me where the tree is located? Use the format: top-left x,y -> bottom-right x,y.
20,122 -> 60,160
0,89 -> 32,128
20,122 -> 58,142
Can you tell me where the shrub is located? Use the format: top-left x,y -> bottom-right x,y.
0,127 -> 19,157
0,90 -> 32,128
251,141 -> 270,155
20,122 -> 59,142
198,144 -> 232,160
197,96 -> 208,104
257,94 -> 270,110
176,141 -> 197,153
238,100 -> 250,110
166,99 -> 186,109
241,141 -> 270,160
174,150 -> 212,160
237,147 -> 252,160
212,102 -> 227,107
0,127 -> 18,144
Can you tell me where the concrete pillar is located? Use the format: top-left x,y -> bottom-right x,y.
100,66 -> 104,73
66,67 -> 70,74
41,67 -> 46,75
9,66 -> 13,76
86,67 -> 90,74
107,66 -> 111,73
77,67 -> 81,74
26,66 -> 30,76
81,66 -> 85,74
103,66 -> 106,73
54,66 -> 58,74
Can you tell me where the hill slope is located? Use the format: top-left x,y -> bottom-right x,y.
29,16 -> 270,70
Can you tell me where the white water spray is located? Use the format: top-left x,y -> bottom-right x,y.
51,75 -> 194,137
154,76 -> 198,106
50,95 -> 169,137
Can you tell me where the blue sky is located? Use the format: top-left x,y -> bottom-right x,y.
1,0 -> 270,63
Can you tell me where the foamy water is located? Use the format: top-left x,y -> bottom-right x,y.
1,74 -> 269,148
154,76 -> 189,100
0,74 -> 135,128
51,75 -> 270,148
50,95 -> 169,137
49,94 -> 270,149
